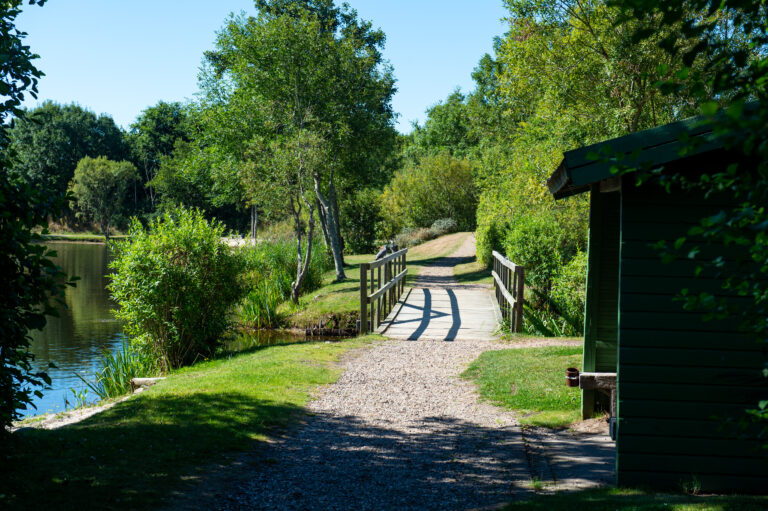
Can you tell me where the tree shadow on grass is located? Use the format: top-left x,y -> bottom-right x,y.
1,393 -> 304,511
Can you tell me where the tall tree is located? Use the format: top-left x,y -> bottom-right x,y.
9,101 -> 125,199
205,0 -> 396,280
126,101 -> 190,209
0,0 -> 73,430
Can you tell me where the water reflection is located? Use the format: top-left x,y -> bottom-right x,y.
224,330 -> 316,352
25,242 -> 123,417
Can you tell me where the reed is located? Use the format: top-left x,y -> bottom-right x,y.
77,335 -> 157,400
237,238 -> 332,328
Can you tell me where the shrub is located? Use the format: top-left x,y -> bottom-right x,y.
429,217 -> 458,237
550,250 -> 587,332
503,212 -> 566,290
340,188 -> 382,254
109,207 -> 247,370
380,152 -> 478,233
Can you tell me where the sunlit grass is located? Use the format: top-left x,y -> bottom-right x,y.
502,487 -> 768,510
462,345 -> 582,428
286,233 -> 471,328
1,336 -> 376,511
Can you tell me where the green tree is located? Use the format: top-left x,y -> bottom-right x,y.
205,0 -> 397,280
126,101 -> 190,210
0,0 -> 73,430
69,156 -> 137,239
9,101 -> 125,199
243,128 -> 329,303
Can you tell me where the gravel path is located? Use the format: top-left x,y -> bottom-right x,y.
167,234 -> 612,510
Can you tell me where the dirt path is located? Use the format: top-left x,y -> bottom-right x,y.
167,235 -> 613,510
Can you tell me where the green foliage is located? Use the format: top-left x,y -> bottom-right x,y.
340,188 -> 382,254
381,152 -> 477,235
504,213 -> 567,290
0,0 -> 75,431
77,336 -> 157,400
9,101 -> 125,199
69,156 -> 137,238
550,250 -> 587,332
126,101 -> 191,210
237,238 -> 332,328
108,207 -> 247,370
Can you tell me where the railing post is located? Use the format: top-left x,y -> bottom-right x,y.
515,267 -> 524,332
360,262 -> 369,334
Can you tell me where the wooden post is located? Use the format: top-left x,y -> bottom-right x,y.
360,263 -> 369,334
514,267 -> 524,332
376,265 -> 382,330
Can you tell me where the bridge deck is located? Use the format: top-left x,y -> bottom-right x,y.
381,234 -> 500,341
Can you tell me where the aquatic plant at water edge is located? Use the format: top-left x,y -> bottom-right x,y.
109,207 -> 247,370
77,336 -> 157,400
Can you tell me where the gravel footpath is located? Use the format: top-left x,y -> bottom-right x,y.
167,234 -> 610,511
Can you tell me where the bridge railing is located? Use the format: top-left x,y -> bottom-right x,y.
359,248 -> 408,334
492,250 -> 524,332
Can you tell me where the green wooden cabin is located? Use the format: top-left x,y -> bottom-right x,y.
547,117 -> 767,492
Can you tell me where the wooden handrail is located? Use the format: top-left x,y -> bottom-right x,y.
492,251 -> 524,332
360,248 -> 408,334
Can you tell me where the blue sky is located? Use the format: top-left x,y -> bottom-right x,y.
18,1 -> 508,133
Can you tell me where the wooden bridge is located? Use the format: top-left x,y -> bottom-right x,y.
359,235 -> 524,341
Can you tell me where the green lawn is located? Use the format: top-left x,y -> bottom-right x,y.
453,253 -> 493,285
1,336 -> 377,511
462,345 -> 582,428
503,487 -> 768,510
286,232 -> 472,328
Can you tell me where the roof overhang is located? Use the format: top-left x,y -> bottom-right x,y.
547,114 -> 724,200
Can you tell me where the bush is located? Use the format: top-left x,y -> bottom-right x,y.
550,250 -> 587,332
380,152 -> 478,233
503,212 -> 566,290
109,207 -> 247,370
429,217 -> 458,237
340,188 -> 382,254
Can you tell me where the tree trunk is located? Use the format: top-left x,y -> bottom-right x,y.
329,181 -> 346,256
316,198 -> 331,251
291,203 -> 315,303
250,204 -> 258,240
313,175 -> 346,281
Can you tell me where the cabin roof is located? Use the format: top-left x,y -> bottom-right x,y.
547,115 -> 721,199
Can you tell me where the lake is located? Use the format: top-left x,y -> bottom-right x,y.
23,242 -> 124,418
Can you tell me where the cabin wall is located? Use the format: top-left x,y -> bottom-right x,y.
616,172 -> 767,492
582,188 -> 620,418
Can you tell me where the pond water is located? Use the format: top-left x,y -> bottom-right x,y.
23,242 -> 124,418
22,243 -> 321,419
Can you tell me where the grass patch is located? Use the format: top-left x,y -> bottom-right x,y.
1,336 -> 376,511
286,232 -> 471,328
462,345 -> 582,428
502,486 -> 768,510
453,254 -> 492,285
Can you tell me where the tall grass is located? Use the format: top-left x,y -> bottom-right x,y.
237,238 -> 332,328
77,335 -> 157,400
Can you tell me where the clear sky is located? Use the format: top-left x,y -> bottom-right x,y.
17,1 -> 508,134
